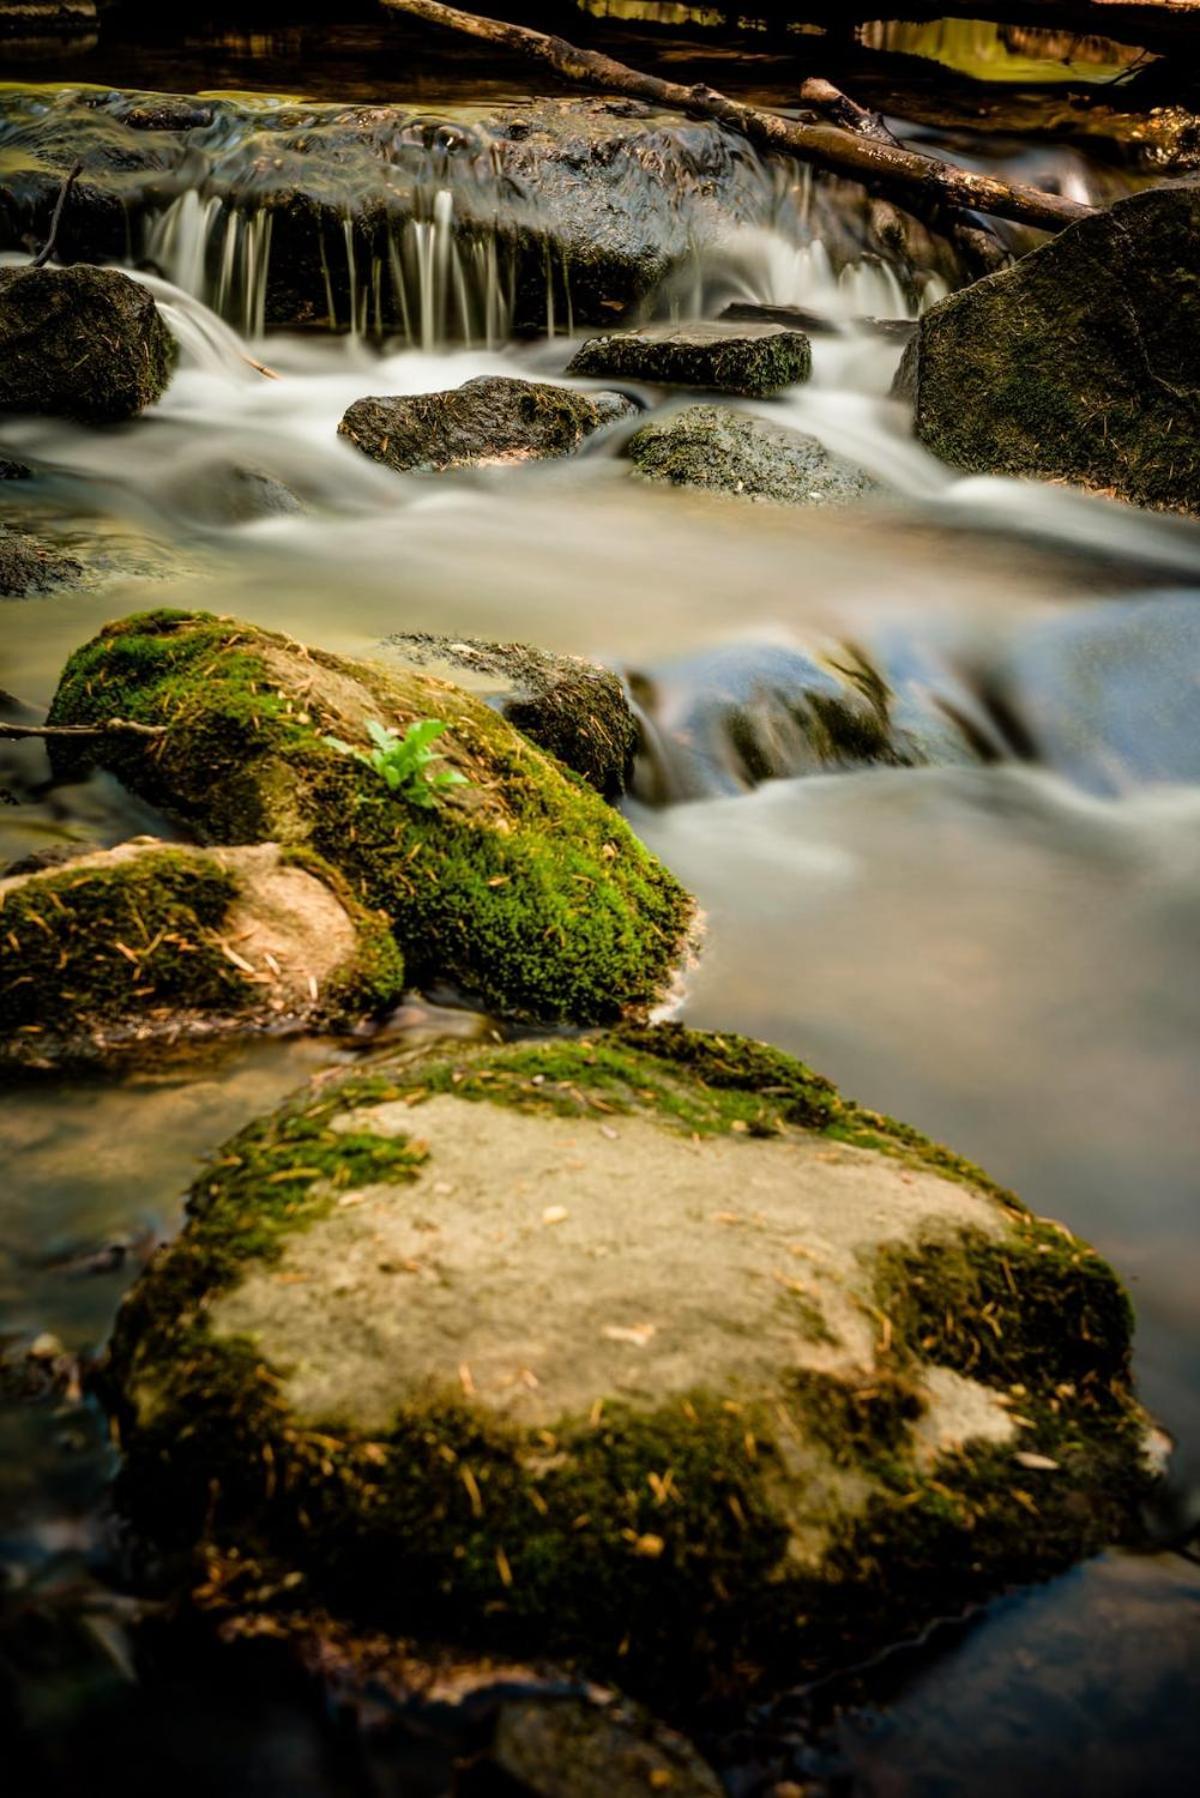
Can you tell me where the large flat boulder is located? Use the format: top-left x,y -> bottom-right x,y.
0,839 -> 405,1068
566,321 -> 812,398
45,611 -> 693,1023
0,264 -> 175,423
104,1026 -> 1153,1711
339,379 -> 634,474
894,185 -> 1200,515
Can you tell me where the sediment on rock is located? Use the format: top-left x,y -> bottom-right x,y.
101,1024 -> 1153,1713
45,610 -> 693,1023
566,321 -> 813,398
0,524 -> 83,597
0,839 -> 405,1068
894,184 -> 1200,515
628,404 -> 876,507
339,378 -> 636,474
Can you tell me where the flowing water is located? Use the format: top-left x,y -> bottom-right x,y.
2,14 -> 1200,1793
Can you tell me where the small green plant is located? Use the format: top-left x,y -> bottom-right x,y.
323,718 -> 469,809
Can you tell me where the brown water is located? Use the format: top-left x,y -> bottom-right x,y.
2,12 -> 1200,1793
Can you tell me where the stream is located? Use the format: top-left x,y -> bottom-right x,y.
2,10 -> 1200,1793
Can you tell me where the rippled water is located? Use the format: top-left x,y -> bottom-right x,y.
3,15 -> 1200,1792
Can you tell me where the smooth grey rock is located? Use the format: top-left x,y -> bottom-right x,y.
627,403 -> 874,507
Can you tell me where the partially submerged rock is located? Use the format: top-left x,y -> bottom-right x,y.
339,379 -> 635,475
0,263 -> 175,423
895,185 -> 1200,515
0,839 -> 405,1068
0,524 -> 83,596
103,1026 -> 1152,1711
380,633 -> 635,799
566,321 -> 812,398
46,611 -> 693,1022
628,404 -> 875,507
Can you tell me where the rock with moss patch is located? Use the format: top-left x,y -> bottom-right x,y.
102,1024 -> 1153,1712
46,611 -> 693,1022
339,379 -> 635,475
628,405 -> 875,507
0,264 -> 176,424
567,321 -> 812,397
0,524 -> 83,596
894,185 -> 1200,514
0,839 -> 404,1068
380,633 -> 635,799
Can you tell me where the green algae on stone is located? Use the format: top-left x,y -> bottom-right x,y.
894,184 -> 1200,515
339,379 -> 635,474
0,839 -> 405,1066
627,405 -> 875,507
45,610 -> 693,1023
101,1025 -> 1153,1711
567,321 -> 812,398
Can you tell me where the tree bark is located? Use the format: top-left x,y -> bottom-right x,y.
379,0 -> 1093,234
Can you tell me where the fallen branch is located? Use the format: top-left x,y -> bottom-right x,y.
379,0 -> 1092,234
30,162 -> 83,270
0,719 -> 166,742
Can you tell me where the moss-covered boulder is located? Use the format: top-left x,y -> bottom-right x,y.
102,1026 -> 1153,1711
339,379 -> 636,475
0,839 -> 404,1068
0,524 -> 83,597
45,612 -> 693,1022
379,632 -> 635,799
567,321 -> 812,398
0,264 -> 176,423
628,405 -> 875,507
894,185 -> 1200,514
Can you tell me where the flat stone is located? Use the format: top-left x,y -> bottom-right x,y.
627,403 -> 875,507
339,378 -> 635,474
567,321 -> 812,397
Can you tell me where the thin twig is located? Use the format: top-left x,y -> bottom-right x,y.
30,162 -> 84,270
0,720 -> 167,742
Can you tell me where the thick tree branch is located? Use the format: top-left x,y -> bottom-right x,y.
379,0 -> 1093,234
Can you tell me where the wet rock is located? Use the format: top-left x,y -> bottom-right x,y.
46,611 -> 693,1023
628,637 -> 977,802
476,1694 -> 723,1797
0,457 -> 33,479
380,633 -> 635,799
339,378 -> 635,475
0,263 -> 176,423
104,1024 -> 1153,1712
895,185 -> 1200,515
171,462 -> 305,527
567,320 -> 812,398
0,839 -> 406,1069
0,524 -> 83,595
722,300 -> 917,343
628,405 -> 875,507
989,593 -> 1200,794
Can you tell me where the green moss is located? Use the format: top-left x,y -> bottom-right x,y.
46,611 -> 693,1024
0,847 -> 245,1035
788,1370 -> 926,1472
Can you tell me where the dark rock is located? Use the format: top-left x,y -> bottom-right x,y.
118,100 -> 215,134
339,378 -> 635,474
894,185 -> 1200,515
381,634 -> 635,799
0,263 -> 176,423
474,1695 -> 723,1797
0,524 -> 83,596
0,458 -> 32,479
721,300 -> 917,343
627,404 -> 875,507
567,320 -> 811,397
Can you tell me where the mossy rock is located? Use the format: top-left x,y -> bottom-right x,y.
45,611 -> 693,1022
0,264 -> 176,424
379,632 -> 636,800
102,1025 -> 1153,1712
0,839 -> 404,1068
627,405 -> 875,507
338,378 -> 635,474
567,321 -> 812,398
894,184 -> 1200,514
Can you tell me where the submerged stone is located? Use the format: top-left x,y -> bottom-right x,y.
0,263 -> 175,423
339,378 -> 635,474
103,1025 -> 1153,1711
0,839 -> 405,1068
0,524 -> 83,596
628,404 -> 875,507
45,611 -> 693,1023
380,633 -> 636,800
566,321 -> 812,397
895,185 -> 1200,514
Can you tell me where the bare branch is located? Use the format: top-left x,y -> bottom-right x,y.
0,720 -> 166,742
